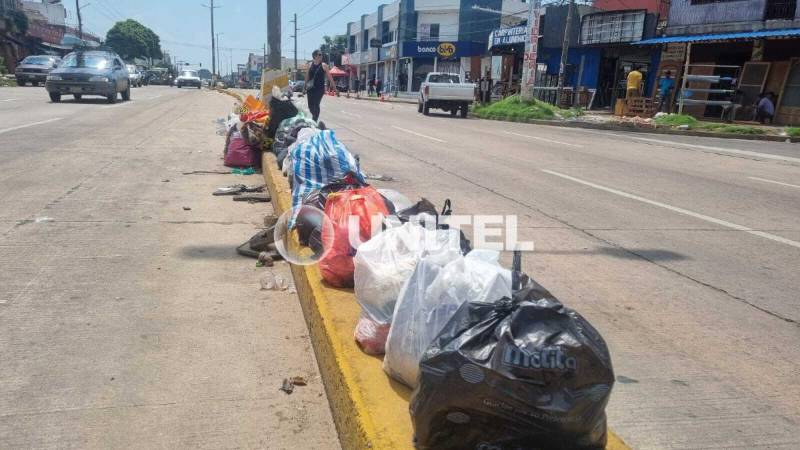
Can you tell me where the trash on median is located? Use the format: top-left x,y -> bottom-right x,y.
383,249 -> 512,388
410,271 -> 615,450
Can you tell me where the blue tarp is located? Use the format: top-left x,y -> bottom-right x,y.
635,28 -> 800,45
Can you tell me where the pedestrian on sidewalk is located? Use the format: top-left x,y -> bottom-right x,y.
657,70 -> 675,113
305,50 -> 335,122
368,75 -> 376,96
626,66 -> 643,99
376,78 -> 383,97
756,92 -> 775,124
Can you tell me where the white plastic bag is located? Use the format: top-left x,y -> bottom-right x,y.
383,250 -> 512,388
353,222 -> 462,326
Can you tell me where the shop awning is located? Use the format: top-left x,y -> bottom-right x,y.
635,28 -> 800,45
329,66 -> 347,77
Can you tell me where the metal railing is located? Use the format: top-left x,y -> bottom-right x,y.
764,0 -> 797,20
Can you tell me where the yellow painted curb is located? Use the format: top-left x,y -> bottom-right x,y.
216,88 -> 243,102
261,152 -> 632,450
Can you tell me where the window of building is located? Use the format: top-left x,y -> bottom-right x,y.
363,30 -> 369,51
349,35 -> 357,53
580,10 -> 646,45
430,24 -> 440,40
781,61 -> 800,108
382,21 -> 392,44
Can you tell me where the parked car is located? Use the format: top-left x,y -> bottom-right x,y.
126,64 -> 143,87
45,50 -> 131,104
176,70 -> 202,89
15,55 -> 60,86
418,72 -> 475,118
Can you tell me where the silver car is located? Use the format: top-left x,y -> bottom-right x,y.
46,51 -> 131,104
15,55 -> 61,86
126,64 -> 143,87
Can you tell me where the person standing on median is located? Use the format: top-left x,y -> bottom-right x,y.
305,50 -> 336,122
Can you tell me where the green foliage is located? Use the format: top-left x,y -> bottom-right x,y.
787,127 -> 800,137
696,123 -> 766,135
473,95 -> 581,121
319,35 -> 347,66
105,19 -> 162,61
5,9 -> 29,35
0,55 -> 6,74
653,114 -> 699,127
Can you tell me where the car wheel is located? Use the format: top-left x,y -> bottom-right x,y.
107,91 -> 117,104
49,92 -> 61,102
177,84 -> 182,88
461,103 -> 468,118
423,101 -> 430,116
122,83 -> 131,101
73,94 -> 82,101
197,85 -> 201,89
450,107 -> 457,117
17,79 -> 25,86
418,101 -> 423,113
32,81 -> 39,87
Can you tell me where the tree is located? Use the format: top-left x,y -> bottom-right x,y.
105,19 -> 162,61
319,34 -> 347,67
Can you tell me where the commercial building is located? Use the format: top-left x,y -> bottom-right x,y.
344,0 -> 529,94
637,0 -> 800,124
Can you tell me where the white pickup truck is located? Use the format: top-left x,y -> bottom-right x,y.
418,72 -> 475,118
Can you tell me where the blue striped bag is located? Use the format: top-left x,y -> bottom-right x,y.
290,130 -> 364,227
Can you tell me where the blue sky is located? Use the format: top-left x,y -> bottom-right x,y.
62,0 -> 378,73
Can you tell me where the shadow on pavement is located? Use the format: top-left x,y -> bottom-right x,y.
536,247 -> 689,262
178,245 -> 240,260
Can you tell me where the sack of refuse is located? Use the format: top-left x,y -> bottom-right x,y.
267,96 -> 299,138
296,172 -> 365,252
383,250 -> 511,388
290,130 -> 364,228
224,128 -> 259,168
353,314 -> 391,355
319,185 -> 389,288
389,198 -> 472,255
410,273 -> 615,450
354,222 -> 462,325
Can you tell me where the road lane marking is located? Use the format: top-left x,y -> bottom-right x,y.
0,99 -> 16,102
504,131 -> 584,148
748,176 -> 800,190
0,117 -> 63,135
601,132 -> 800,164
542,169 -> 800,249
391,125 -> 446,143
340,110 -> 362,118
102,101 -> 134,109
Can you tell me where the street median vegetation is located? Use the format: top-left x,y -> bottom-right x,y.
473,94 -> 584,121
653,114 -> 767,135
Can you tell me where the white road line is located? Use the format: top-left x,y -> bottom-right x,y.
504,131 -> 584,148
603,132 -> 800,164
391,125 -> 446,143
102,101 -> 133,109
748,176 -> 800,190
542,169 -> 800,249
0,99 -> 16,102
0,117 -> 63,135
340,110 -> 362,118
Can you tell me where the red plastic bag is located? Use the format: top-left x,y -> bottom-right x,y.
224,131 -> 259,167
240,110 -> 269,124
319,186 -> 389,288
354,314 -> 390,355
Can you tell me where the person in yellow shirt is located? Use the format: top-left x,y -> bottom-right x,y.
626,66 -> 643,99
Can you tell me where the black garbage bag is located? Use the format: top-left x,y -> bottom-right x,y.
267,96 -> 299,138
410,273 -> 615,450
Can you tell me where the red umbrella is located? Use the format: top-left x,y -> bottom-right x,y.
329,66 -> 347,77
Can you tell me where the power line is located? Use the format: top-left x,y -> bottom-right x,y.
300,0 -> 355,35
298,0 -> 323,18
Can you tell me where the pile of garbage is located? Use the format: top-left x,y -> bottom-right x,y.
242,89 -> 616,449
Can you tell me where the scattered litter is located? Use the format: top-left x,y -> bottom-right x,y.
364,173 -> 395,182
182,206 -> 191,211
162,179 -> 170,183
280,378 -> 295,394
182,170 -> 230,175
258,251 -> 275,267
289,376 -> 307,386
260,271 -> 288,291
231,167 -> 256,175
233,194 -> 270,203
34,217 -> 54,223
678,124 -> 690,130
213,184 -> 247,196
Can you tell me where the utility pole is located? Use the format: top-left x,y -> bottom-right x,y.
267,0 -> 281,70
75,0 -> 83,41
216,33 -> 222,78
557,0 -> 575,106
521,0 -> 543,101
202,1 -> 222,82
291,13 -> 298,80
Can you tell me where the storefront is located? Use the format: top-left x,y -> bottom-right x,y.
487,25 -> 526,97
638,30 -> 800,125
399,41 -> 486,93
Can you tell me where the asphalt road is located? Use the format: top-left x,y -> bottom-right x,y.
0,86 -> 340,449
315,95 -> 800,449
